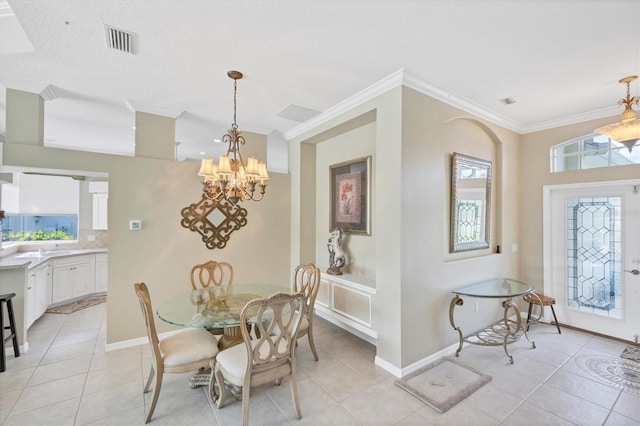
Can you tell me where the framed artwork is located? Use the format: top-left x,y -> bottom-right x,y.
330,156 -> 371,235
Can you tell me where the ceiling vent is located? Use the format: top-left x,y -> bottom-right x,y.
276,104 -> 321,122
104,24 -> 135,54
499,97 -> 517,105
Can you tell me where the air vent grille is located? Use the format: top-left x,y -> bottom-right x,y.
104,24 -> 135,54
500,97 -> 517,105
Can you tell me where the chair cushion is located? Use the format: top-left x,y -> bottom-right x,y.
216,338 -> 292,383
160,328 -> 219,368
216,343 -> 247,383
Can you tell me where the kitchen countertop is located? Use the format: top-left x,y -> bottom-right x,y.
0,249 -> 108,270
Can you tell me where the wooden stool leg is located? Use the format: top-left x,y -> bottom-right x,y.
6,298 -> 20,357
550,305 -> 561,334
526,302 -> 534,332
0,300 -> 5,372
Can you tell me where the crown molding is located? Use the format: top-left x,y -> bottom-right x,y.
400,70 -> 523,133
0,1 -> 13,18
283,69 -> 622,140
39,85 -> 59,101
124,99 -> 184,119
283,69 -> 404,141
518,105 -> 621,133
0,76 -> 50,96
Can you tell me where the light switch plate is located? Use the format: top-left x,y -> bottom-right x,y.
129,220 -> 142,231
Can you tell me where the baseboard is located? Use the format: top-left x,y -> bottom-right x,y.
105,329 -> 182,352
374,341 -> 460,378
314,308 -> 377,345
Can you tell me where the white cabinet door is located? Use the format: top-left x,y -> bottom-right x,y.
95,254 -> 108,293
52,255 -> 95,303
72,259 -> 93,297
26,270 -> 37,328
35,263 -> 52,319
52,265 -> 74,304
92,193 -> 108,230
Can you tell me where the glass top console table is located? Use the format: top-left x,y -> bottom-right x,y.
449,278 -> 536,364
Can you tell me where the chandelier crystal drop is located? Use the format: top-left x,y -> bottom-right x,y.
594,75 -> 640,153
198,71 -> 269,204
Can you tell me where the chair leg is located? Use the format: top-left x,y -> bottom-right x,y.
241,381 -> 251,426
208,360 -> 217,403
526,302 -> 533,332
145,369 -> 163,424
6,298 -> 20,359
0,302 -> 5,373
214,368 -> 227,409
290,370 -> 302,420
550,305 -> 561,334
143,365 -> 155,392
307,325 -> 319,361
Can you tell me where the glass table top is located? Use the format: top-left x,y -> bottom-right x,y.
156,283 -> 290,329
452,278 -> 533,298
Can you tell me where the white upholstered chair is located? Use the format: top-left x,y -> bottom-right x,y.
213,292 -> 306,426
134,282 -> 219,423
293,263 -> 321,361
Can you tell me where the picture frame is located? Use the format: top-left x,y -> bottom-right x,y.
330,156 -> 371,235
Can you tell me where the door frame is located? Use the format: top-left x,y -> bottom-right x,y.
542,179 -> 640,339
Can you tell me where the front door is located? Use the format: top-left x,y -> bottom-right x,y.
544,180 -> 640,342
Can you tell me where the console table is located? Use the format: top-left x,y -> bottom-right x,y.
449,278 -> 536,364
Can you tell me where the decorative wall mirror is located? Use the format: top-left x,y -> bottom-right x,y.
450,152 -> 492,253
180,195 -> 248,249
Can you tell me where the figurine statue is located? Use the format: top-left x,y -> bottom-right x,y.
327,228 -> 346,275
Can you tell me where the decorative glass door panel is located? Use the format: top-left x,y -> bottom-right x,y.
566,197 -> 621,318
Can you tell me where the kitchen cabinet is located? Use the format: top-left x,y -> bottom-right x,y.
317,272 -> 377,344
92,193 -> 108,230
35,262 -> 52,318
94,253 -> 108,293
25,262 -> 52,328
26,270 -> 37,328
52,255 -> 95,304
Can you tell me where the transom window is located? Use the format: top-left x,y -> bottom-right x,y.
550,134 -> 639,172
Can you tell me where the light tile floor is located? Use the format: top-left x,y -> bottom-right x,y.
1,303 -> 639,425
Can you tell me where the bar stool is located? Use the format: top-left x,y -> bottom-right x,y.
523,292 -> 561,334
0,293 -> 20,372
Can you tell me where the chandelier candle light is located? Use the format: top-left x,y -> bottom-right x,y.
198,71 -> 269,204
595,75 -> 640,153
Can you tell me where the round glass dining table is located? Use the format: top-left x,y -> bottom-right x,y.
156,283 -> 290,350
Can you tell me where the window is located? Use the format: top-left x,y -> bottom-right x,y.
1,214 -> 78,242
550,134 -> 640,172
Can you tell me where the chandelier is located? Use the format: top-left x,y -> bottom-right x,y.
198,71 -> 269,204
594,75 -> 640,153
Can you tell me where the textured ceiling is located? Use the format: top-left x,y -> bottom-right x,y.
1,0 -> 639,163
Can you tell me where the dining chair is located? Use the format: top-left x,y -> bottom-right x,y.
190,260 -> 234,298
293,263 -> 321,361
133,282 -> 219,424
190,261 -> 234,335
213,292 -> 306,426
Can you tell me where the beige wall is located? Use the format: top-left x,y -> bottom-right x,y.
315,121 -> 377,278
519,115 -> 640,294
289,85 -> 523,370
2,113 -> 291,344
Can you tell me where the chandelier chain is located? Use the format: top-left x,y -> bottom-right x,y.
232,78 -> 238,130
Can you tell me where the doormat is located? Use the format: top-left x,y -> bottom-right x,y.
621,345 -> 640,363
395,357 -> 491,413
574,354 -> 640,395
46,295 -> 106,314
